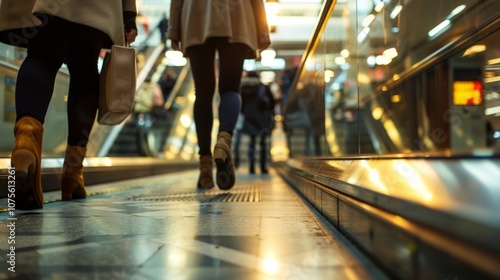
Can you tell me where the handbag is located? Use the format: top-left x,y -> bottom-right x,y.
98,40 -> 137,125
250,0 -> 271,50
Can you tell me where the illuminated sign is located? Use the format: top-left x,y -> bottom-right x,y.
453,81 -> 482,105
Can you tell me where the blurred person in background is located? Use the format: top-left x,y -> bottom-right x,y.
0,0 -> 138,209
168,0 -> 270,190
157,12 -> 168,45
234,70 -> 275,174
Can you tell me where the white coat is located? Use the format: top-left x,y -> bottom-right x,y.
0,0 -> 137,47
168,0 -> 269,58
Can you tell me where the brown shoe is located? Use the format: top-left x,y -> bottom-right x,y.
214,131 -> 235,190
60,145 -> 87,201
197,155 -> 214,189
11,116 -> 44,209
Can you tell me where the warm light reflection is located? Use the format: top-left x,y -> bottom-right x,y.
261,258 -> 280,274
393,161 -> 433,201
183,145 -> 195,155
368,168 -> 388,193
383,119 -> 404,149
374,2 -> 385,13
180,114 -> 192,128
376,55 -> 391,65
357,27 -> 370,43
340,49 -> 350,58
462,45 -> 486,57
383,48 -> 398,59
487,58 -> 500,65
101,157 -> 113,167
180,149 -> 192,160
168,141 -> 181,153
168,136 -> 182,147
372,107 -> 384,120
265,2 -> 280,21
485,77 -> 500,84
335,56 -> 346,65
391,94 -> 401,103
168,249 -> 187,267
165,151 -> 176,159
324,70 -> 334,83
362,14 -> 375,27
325,111 -> 340,155
175,125 -> 187,136
358,72 -> 370,84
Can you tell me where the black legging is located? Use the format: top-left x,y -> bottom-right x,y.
187,37 -> 247,156
16,16 -> 107,147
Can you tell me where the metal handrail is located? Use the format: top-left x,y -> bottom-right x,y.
282,0 -> 337,115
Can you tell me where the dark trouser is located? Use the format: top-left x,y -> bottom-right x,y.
16,16 -> 107,147
187,37 -> 247,156
248,134 -> 269,173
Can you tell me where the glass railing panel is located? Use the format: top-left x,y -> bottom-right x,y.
288,0 -> 500,157
0,57 -> 70,157
1,23 -> 169,157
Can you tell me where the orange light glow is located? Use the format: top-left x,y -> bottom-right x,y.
453,81 -> 483,105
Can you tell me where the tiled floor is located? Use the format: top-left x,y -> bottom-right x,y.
0,169 -> 388,279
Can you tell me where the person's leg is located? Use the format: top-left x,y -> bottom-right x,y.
259,133 -> 268,173
248,135 -> 256,174
65,22 -> 105,147
233,128 -> 242,168
212,39 -> 247,189
216,40 -> 246,133
60,21 -> 106,200
187,39 -> 217,189
12,16 -> 67,209
15,16 -> 67,123
187,40 -> 217,156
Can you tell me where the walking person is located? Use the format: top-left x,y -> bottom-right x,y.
237,71 -> 275,174
0,1 -> 138,209
157,12 -> 168,45
168,0 -> 270,190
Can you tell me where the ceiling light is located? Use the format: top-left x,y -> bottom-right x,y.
362,14 -> 375,27
428,20 -> 450,38
390,5 -> 402,19
448,5 -> 466,19
374,2 -> 385,13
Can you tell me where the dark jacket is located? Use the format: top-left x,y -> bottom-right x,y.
240,76 -> 275,136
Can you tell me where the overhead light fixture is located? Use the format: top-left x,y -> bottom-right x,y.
266,0 -> 280,33
374,2 -> 385,13
428,20 -> 450,38
362,14 -> 376,27
357,27 -> 370,43
390,5 -> 402,19
428,5 -> 466,39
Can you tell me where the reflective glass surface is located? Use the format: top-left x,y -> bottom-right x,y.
284,0 -> 500,156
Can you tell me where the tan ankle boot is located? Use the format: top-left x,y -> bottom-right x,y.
60,145 -> 87,201
11,116 -> 44,209
214,131 -> 235,190
198,155 -> 214,189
